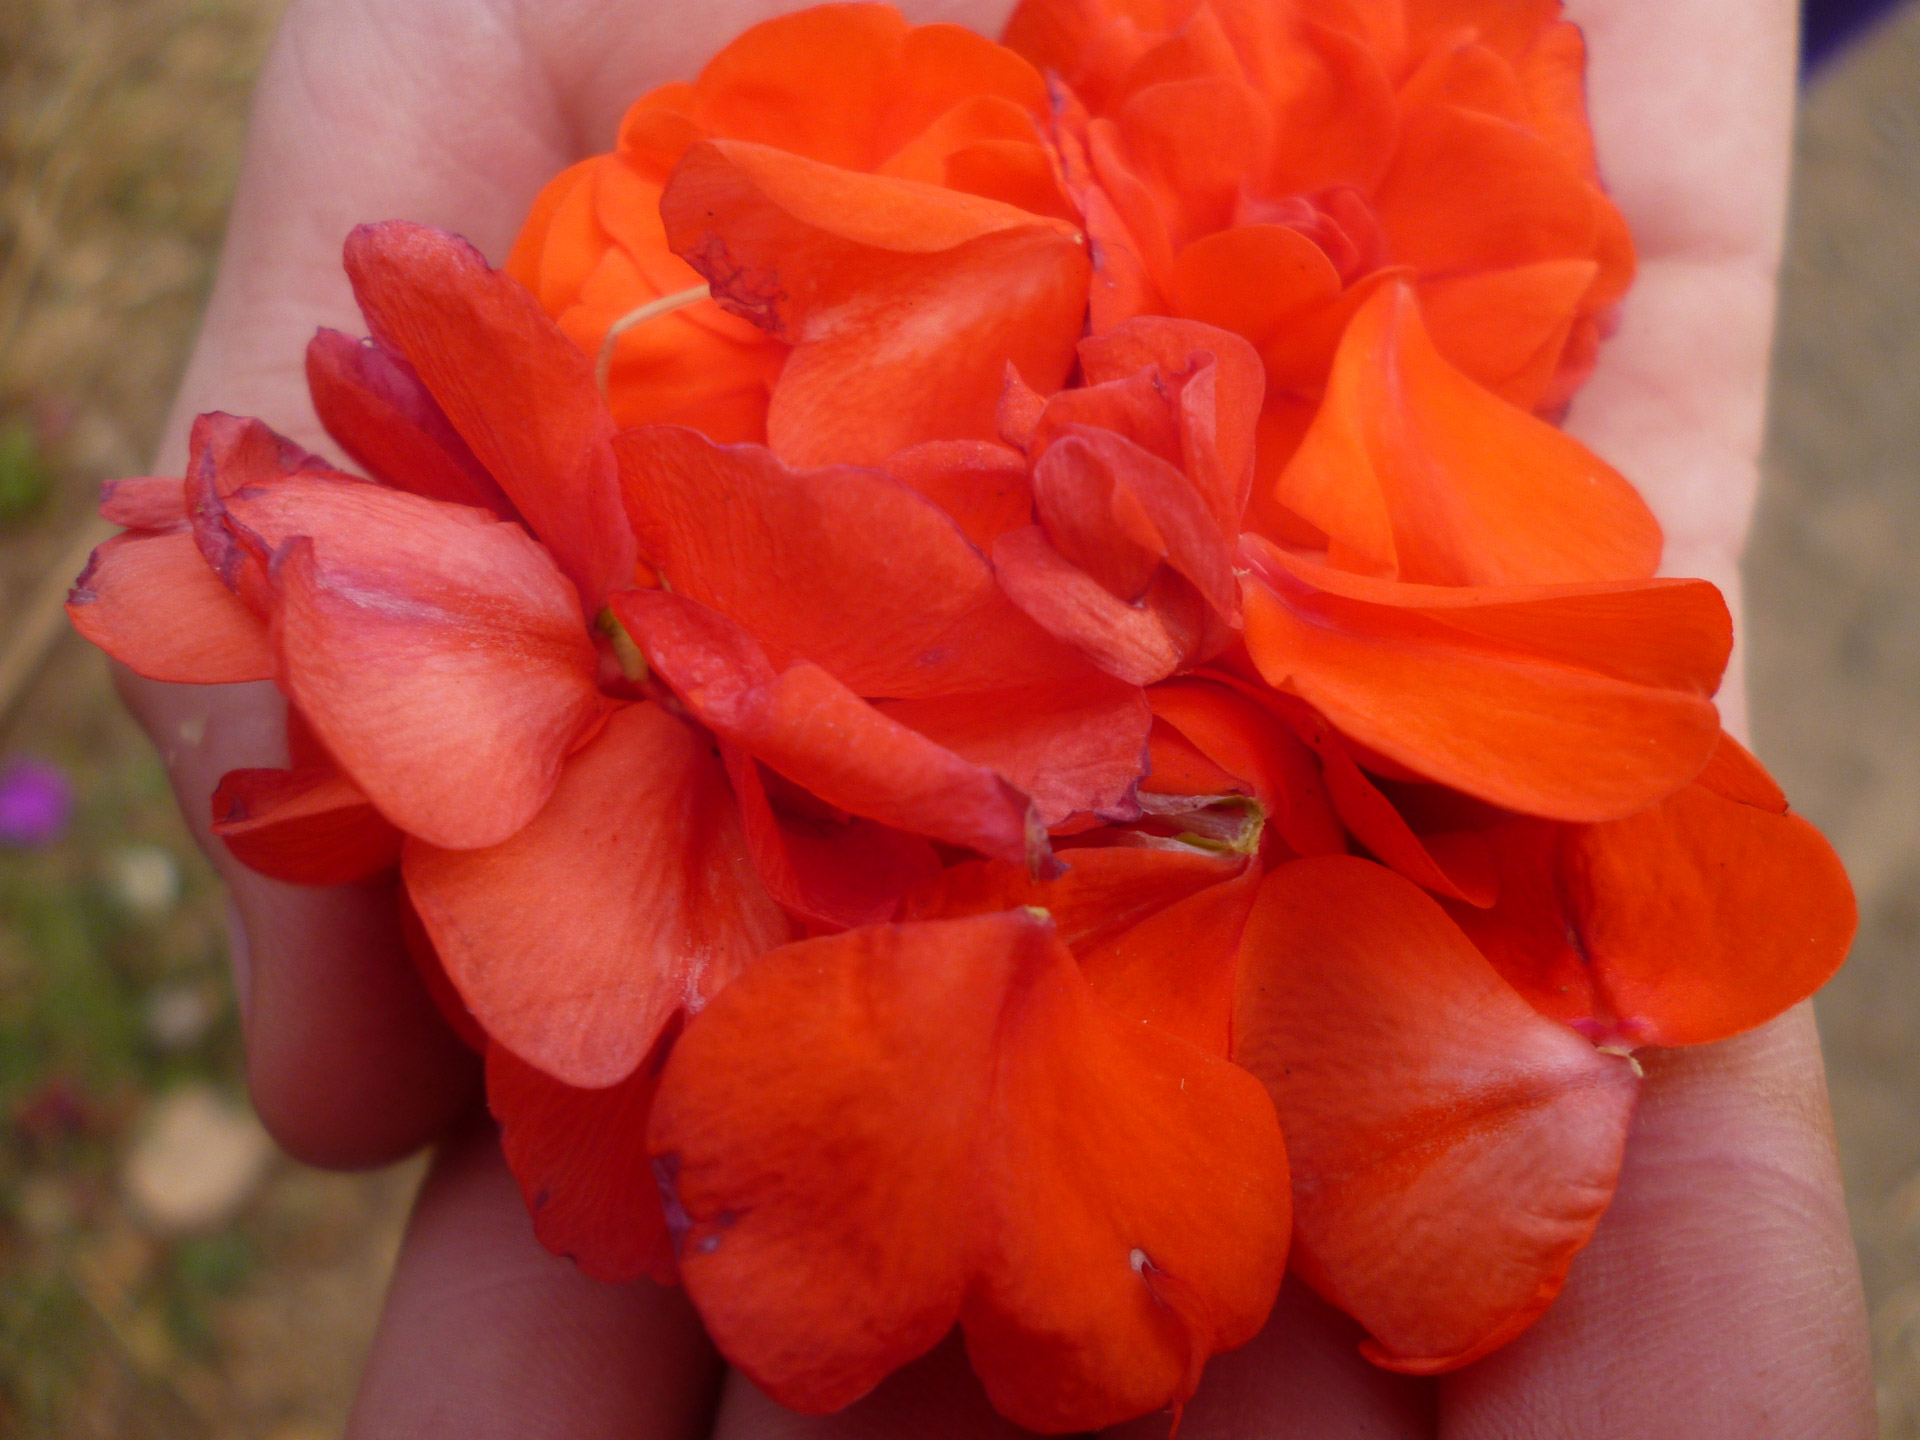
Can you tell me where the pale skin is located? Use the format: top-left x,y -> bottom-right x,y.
117,0 -> 1876,1434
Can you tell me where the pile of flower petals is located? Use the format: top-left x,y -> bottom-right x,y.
69,1 -> 1857,1430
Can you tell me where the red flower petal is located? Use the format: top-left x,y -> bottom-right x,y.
1278,282 -> 1660,585
661,138 -> 1090,466
305,327 -> 515,515
615,426 -> 1086,698
67,531 -> 274,685
721,744 -> 941,932
1234,856 -> 1638,1373
405,701 -> 790,1089
879,673 -> 1151,828
1240,539 -> 1727,821
342,221 -> 637,609
489,1035 -> 677,1286
1452,767 -> 1857,1048
992,524 -> 1190,684
650,911 -> 1289,1429
615,589 -> 1044,869
882,439 -> 1035,551
230,479 -> 601,849
210,764 -> 401,885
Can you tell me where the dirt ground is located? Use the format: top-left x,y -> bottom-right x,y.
0,1 -> 1916,1436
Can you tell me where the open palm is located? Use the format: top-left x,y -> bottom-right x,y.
117,1 -> 1874,1435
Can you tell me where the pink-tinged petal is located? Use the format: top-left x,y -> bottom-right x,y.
305,327 -> 515,515
67,530 -> 274,685
406,702 -> 791,1089
1239,539 -> 1727,822
722,744 -> 941,932
615,589 -> 1044,869
98,476 -> 188,530
615,426 -> 1089,698
232,479 -> 601,849
992,524 -> 1189,685
879,673 -> 1151,828
883,439 -> 1035,551
489,1036 -> 678,1286
210,764 -> 401,885
1234,856 -> 1639,1373
661,138 -> 1090,467
342,221 -> 637,608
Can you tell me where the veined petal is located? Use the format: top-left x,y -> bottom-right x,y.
879,673 -> 1151,828
233,479 -> 601,849
343,221 -> 637,609
67,530 -> 274,685
305,327 -> 515,515
1234,856 -> 1638,1373
1239,539 -> 1726,822
1452,761 -> 1857,1048
615,589 -> 1044,868
662,138 -> 1090,466
614,426 -> 1086,698
650,911 -> 1289,1429
406,702 -> 790,1090
210,764 -> 401,885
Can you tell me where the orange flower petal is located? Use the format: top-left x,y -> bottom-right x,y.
1233,856 -> 1639,1373
405,702 -> 790,1089
1278,282 -> 1660,585
210,765 -> 400,886
1240,539 -> 1727,821
342,221 -> 636,609
662,139 -> 1090,467
67,531 -> 274,685
879,673 -> 1151,828
1415,259 -> 1597,411
720,744 -> 941,932
615,426 -> 1084,698
1452,774 -> 1857,1048
488,1035 -> 677,1286
304,328 -> 514,515
1080,858 -> 1262,1055
899,843 -> 1242,950
650,911 -> 1289,1429
225,479 -> 602,850
615,589 -> 1045,869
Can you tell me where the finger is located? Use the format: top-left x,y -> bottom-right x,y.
1438,1004 -> 1875,1438
1101,1277 -> 1436,1440
347,1116 -> 724,1440
118,668 -> 480,1166
710,1333 -> 1036,1440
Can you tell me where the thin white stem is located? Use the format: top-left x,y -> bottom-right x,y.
594,283 -> 712,397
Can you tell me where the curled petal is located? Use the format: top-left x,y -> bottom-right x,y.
615,426 -> 1086,698
343,221 -> 637,609
67,531 -> 274,685
211,764 -> 400,885
1234,856 -> 1638,1372
616,589 -> 1044,869
1240,539 -> 1727,822
993,524 -> 1189,685
662,138 -> 1090,466
406,702 -> 790,1089
233,479 -> 602,849
650,911 -> 1289,1429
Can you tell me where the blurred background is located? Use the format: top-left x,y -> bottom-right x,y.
0,0 -> 1916,1435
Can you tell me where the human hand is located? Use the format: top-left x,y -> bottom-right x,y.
116,0 -> 1875,1434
